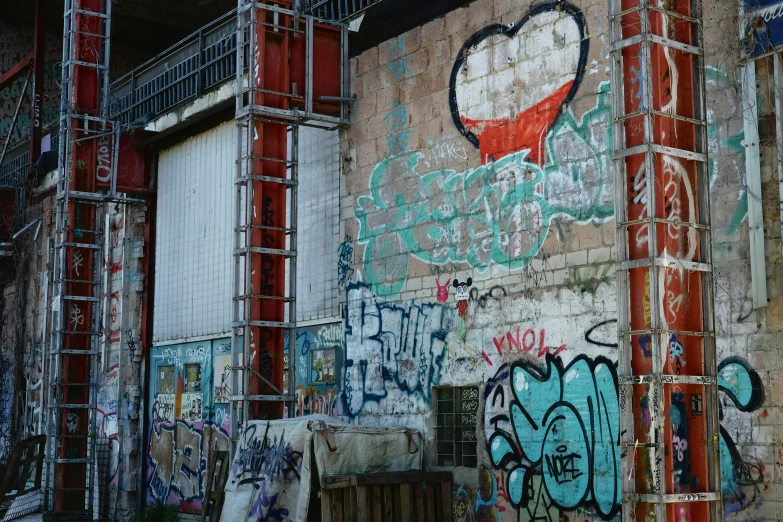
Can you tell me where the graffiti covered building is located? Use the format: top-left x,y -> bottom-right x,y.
339,0 -> 779,520
0,0 -> 782,520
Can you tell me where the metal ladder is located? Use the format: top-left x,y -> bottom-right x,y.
609,0 -> 722,520
230,0 -> 350,446
231,0 -> 301,443
45,0 -> 114,518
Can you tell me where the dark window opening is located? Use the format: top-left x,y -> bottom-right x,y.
436,386 -> 478,468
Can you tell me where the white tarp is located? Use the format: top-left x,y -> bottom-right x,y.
221,415 -> 423,522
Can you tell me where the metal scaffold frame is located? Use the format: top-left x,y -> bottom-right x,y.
45,0 -> 142,518
609,0 -> 721,520
230,0 -> 348,447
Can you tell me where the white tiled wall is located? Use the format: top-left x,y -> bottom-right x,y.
294,126 -> 341,322
153,121 -> 340,343
153,120 -> 234,342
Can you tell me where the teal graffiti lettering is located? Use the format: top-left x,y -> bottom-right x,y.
357,83 -> 613,296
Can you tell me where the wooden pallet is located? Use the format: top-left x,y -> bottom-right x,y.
0,435 -> 45,518
200,450 -> 230,522
320,471 -> 452,522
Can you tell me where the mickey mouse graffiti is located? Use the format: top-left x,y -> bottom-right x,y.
453,277 -> 472,340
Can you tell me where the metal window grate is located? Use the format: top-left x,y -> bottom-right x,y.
436,386 -> 478,468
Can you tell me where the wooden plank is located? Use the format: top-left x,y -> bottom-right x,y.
372,485 -> 383,522
352,471 -> 453,486
321,475 -> 353,489
440,480 -> 453,521
415,483 -> 425,522
356,485 -> 369,521
383,485 -> 393,522
392,484 -> 402,522
322,489 -> 334,522
425,483 -> 436,521
214,452 -> 231,522
432,481 -> 442,520
200,451 -> 219,522
334,488 -> 344,522
346,484 -> 356,522
399,483 -> 411,522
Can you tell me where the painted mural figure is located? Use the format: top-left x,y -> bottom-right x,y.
481,353 -> 765,520
454,277 -> 472,340
435,277 -> 451,303
449,1 -> 588,165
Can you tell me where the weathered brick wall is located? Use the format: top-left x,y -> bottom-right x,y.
0,198 -> 147,521
704,3 -> 783,520
338,0 -> 780,520
340,0 -> 621,519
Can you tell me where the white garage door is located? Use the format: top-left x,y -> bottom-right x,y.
153,120 -> 234,343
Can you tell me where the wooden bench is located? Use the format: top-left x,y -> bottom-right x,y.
320,471 -> 452,522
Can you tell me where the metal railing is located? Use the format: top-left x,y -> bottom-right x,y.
108,1 -> 381,126
108,9 -> 238,124
0,130 -> 59,189
298,0 -> 384,21
0,143 -> 31,189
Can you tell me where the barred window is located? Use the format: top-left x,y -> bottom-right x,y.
436,386 -> 479,467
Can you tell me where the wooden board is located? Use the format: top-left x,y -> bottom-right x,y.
319,471 -> 452,522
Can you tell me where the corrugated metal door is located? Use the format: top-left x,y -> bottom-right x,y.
154,121 -> 234,343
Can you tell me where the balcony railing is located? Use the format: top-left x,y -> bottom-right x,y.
1,143 -> 33,190
298,0 -> 383,21
108,9 -> 238,125
0,129 -> 59,189
108,1 -> 382,126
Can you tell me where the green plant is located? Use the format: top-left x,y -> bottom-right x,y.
140,502 -> 179,522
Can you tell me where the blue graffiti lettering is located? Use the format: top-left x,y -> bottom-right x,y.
342,282 -> 453,417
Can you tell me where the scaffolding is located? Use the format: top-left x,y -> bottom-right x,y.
230,0 -> 348,445
609,0 -> 722,520
45,0 -> 140,518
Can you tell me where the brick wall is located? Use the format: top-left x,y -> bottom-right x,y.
339,0 -> 624,519
337,0 -> 782,520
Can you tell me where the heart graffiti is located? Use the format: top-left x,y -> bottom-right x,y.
449,1 -> 589,164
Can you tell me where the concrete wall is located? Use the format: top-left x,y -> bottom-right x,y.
338,0 -> 778,520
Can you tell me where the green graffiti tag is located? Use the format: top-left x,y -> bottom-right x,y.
705,65 -> 749,261
355,83 -> 613,296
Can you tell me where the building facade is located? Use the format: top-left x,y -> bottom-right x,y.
0,0 -> 781,520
